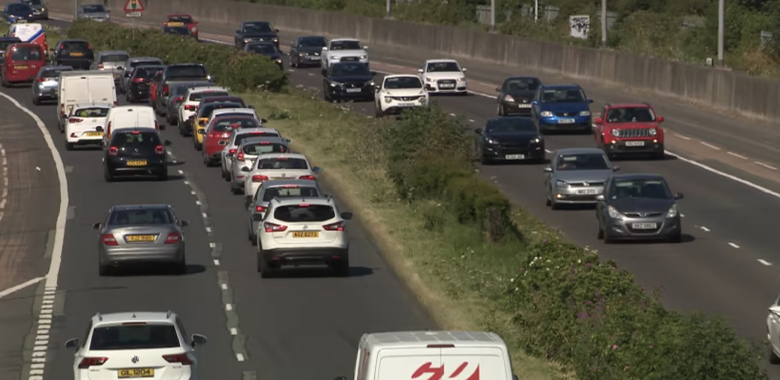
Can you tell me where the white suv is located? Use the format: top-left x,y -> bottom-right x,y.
178,86 -> 229,133
418,59 -> 468,94
257,196 -> 352,277
64,311 -> 207,380
242,152 -> 320,200
321,38 -> 369,73
374,74 -> 429,118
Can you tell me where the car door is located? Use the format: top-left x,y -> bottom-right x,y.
596,177 -> 610,225
531,87 -> 542,122
544,154 -> 556,190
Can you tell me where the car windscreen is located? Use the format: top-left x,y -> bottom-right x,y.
130,59 -> 163,68
168,15 -> 193,23
108,208 -> 173,225
172,83 -> 209,96
606,107 -> 656,123
257,157 -> 308,170
247,44 -> 278,55
384,76 -> 422,89
234,131 -> 277,144
202,97 -> 246,107
110,131 -> 162,148
244,143 -> 288,155
8,3 -> 32,12
73,107 -> 109,117
262,186 -> 319,201
486,119 -> 536,133
41,67 -> 72,78
504,77 -> 541,91
11,46 -> 42,61
330,40 -> 361,50
298,37 -> 326,48
189,91 -> 229,101
134,66 -> 164,78
273,204 -> 335,223
164,26 -> 191,35
541,88 -> 586,103
243,22 -> 273,33
89,324 -> 180,350
200,103 -> 241,118
167,65 -> 208,79
427,62 -> 460,72
213,119 -> 258,132
100,53 -> 129,63
609,179 -> 671,200
332,63 -> 369,77
556,153 -> 609,171
82,4 -> 106,12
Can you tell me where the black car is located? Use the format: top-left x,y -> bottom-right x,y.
152,63 -> 212,116
51,39 -> 94,70
104,128 -> 171,182
244,42 -> 283,70
235,21 -> 279,49
0,37 -> 21,64
496,76 -> 541,116
289,35 -> 327,68
474,117 -> 545,164
126,65 -> 165,103
162,25 -> 194,38
323,62 -> 376,102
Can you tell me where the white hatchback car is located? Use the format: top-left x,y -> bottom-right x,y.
221,127 -> 283,181
418,59 -> 468,94
178,86 -> 229,132
257,196 -> 352,277
65,103 -> 112,150
65,311 -> 207,380
374,74 -> 429,118
242,153 -> 321,200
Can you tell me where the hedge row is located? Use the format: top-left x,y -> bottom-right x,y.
66,19 -> 286,93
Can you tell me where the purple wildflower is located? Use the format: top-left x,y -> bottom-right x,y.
612,344 -> 618,350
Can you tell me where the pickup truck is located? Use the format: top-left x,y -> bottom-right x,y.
151,63 -> 212,116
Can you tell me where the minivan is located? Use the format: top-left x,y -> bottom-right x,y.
1,43 -> 45,87
104,105 -> 158,143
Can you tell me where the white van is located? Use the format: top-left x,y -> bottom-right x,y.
104,105 -> 158,143
57,71 -> 116,130
337,331 -> 517,380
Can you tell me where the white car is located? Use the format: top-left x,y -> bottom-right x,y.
418,59 -> 468,94
321,38 -> 369,73
256,196 -> 352,277
64,103 -> 111,151
374,74 -> 429,117
230,137 -> 293,195
240,152 -> 315,199
768,296 -> 780,363
178,86 -> 230,133
64,311 -> 207,380
221,126 -> 282,180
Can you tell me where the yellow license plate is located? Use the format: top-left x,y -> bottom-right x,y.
14,65 -> 28,69
114,73 -> 120,78
85,132 -> 103,137
69,52 -> 84,57
167,21 -> 184,26
292,231 -> 319,238
118,368 -> 154,378
126,235 -> 156,242
126,160 -> 147,166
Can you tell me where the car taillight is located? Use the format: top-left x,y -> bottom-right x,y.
132,77 -> 144,83
59,103 -> 65,115
155,120 -> 159,130
108,146 -> 118,156
298,175 -> 315,180
323,221 -> 345,231
174,96 -> 183,102
155,145 -> 165,155
78,357 -> 108,369
264,222 -> 287,232
162,353 -> 192,365
101,234 -> 118,246
164,232 -> 181,244
229,148 -> 237,154
97,63 -> 104,69
255,205 -> 266,212
237,151 -> 245,161
252,175 -> 268,182
68,117 -> 83,123
185,105 -> 196,111
36,77 -> 45,82
163,85 -> 169,94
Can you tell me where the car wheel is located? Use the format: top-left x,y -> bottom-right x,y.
231,183 -> 242,195
771,349 -> 780,364
32,96 -> 39,105
65,142 -> 74,151
375,105 -> 383,118
597,221 -> 604,240
545,196 -> 552,207
654,150 -> 665,160
173,257 -> 186,275
98,262 -> 110,276
670,229 -> 682,243
550,197 -> 560,210
258,255 -> 275,278
497,104 -> 504,116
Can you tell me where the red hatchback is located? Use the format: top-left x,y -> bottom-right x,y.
201,116 -> 261,166
2,43 -> 44,86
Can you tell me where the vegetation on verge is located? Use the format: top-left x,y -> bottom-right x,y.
71,21 -> 768,380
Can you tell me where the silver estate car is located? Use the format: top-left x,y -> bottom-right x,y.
596,173 -> 683,243
32,65 -> 72,105
221,127 -> 282,180
247,179 -> 323,244
544,147 -> 618,209
228,136 -> 291,194
90,50 -> 130,82
94,204 -> 189,276
76,3 -> 110,21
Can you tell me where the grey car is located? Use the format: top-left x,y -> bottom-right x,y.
32,65 -> 72,105
76,3 -> 109,21
544,147 -> 618,209
596,173 -> 683,243
90,50 -> 130,82
21,0 -> 47,19
288,35 -> 327,68
228,136 -> 292,194
119,57 -> 164,94
93,204 -> 189,275
221,127 -> 283,180
246,179 -> 323,244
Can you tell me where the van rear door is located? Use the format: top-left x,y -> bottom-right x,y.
88,75 -> 116,105
376,348 -> 439,380
61,76 -> 90,116
376,346 -> 510,380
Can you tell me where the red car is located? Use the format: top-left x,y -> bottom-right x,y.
201,116 -> 261,166
1,43 -> 45,86
593,103 -> 666,159
164,14 -> 198,40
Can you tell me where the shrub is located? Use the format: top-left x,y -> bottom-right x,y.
66,19 -> 286,92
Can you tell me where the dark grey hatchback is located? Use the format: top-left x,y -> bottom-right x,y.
103,129 -> 171,182
596,173 -> 683,243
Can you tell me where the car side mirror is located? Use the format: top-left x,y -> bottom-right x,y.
462,68 -> 467,72
594,117 -> 602,124
322,47 -> 328,51
657,116 -> 665,123
197,129 -> 206,134
612,165 -> 620,171
341,212 -> 353,220
474,128 -> 482,134
312,166 -> 323,173
588,99 -> 594,103
674,193 -> 684,200
191,334 -> 207,347
531,100 -> 538,105
241,167 -> 250,172
64,338 -> 79,349
179,220 -> 189,227
596,194 -> 605,201
164,140 -> 172,146
92,223 -> 101,230
543,167 -> 553,173
417,68 -> 423,74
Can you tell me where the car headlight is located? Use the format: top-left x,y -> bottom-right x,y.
425,77 -> 432,82
486,138 -> 498,145
360,55 -> 367,59
331,56 -> 340,61
369,81 -> 375,87
531,137 -> 542,143
384,96 -> 392,103
556,180 -> 568,187
540,111 -> 553,117
649,128 -> 657,136
579,110 -> 591,116
611,129 -> 620,137
666,204 -> 678,218
504,95 -> 515,102
274,59 -> 282,63
244,39 -> 250,43
457,77 -> 466,82
298,53 -> 304,57
607,205 -> 623,219
273,38 -> 279,43
330,81 -> 342,87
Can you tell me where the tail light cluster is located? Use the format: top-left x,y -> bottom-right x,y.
323,221 -> 345,231
252,175 -> 268,182
78,357 -> 108,369
236,151 -> 245,162
36,77 -> 46,82
298,175 -> 315,180
131,77 -> 145,83
108,146 -> 118,156
184,105 -> 197,111
228,148 -> 237,155
155,145 -> 165,155
162,353 -> 192,365
68,117 -> 83,123
264,222 -> 287,233
164,232 -> 181,244
255,205 -> 266,213
97,63 -> 104,69
101,234 -> 118,245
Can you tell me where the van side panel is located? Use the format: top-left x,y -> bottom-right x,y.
373,347 -> 511,380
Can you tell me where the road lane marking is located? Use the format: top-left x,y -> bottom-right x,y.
700,141 -> 721,150
213,259 -> 220,266
469,119 -> 475,123
230,328 -> 237,335
728,242 -> 740,249
674,133 -> 691,140
700,226 -> 710,232
0,276 -> 44,299
727,151 -> 747,159
545,149 -> 552,153
449,113 -> 456,117
221,283 -> 228,290
755,161 -> 778,171
236,353 -> 245,362
759,259 -> 772,266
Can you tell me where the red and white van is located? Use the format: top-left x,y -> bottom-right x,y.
1,43 -> 44,86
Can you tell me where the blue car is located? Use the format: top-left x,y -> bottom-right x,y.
531,84 -> 593,134
3,2 -> 34,23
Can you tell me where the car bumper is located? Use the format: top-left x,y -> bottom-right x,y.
552,186 -> 605,204
298,55 -> 322,65
55,59 -> 92,70
539,117 -> 592,130
101,245 -> 184,264
604,215 -> 681,240
129,85 -> 150,99
482,143 -> 545,161
106,158 -> 166,173
67,134 -> 104,144
261,247 -> 348,266
331,87 -> 373,99
604,139 -> 664,154
501,101 -> 533,115
34,87 -> 58,99
425,83 -> 467,93
5,72 -> 35,83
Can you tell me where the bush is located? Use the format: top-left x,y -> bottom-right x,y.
66,19 -> 286,92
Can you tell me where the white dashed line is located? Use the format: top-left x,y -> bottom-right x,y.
221,283 -> 228,290
191,191 -> 196,195
236,353 -> 245,362
544,149 -> 552,153
209,242 -> 216,248
469,119 -> 475,123
225,303 -> 233,311
727,151 -> 747,160
728,242 -> 740,249
202,212 -> 207,218
755,161 -> 778,171
213,259 -> 220,266
166,151 -> 172,156
230,328 -> 237,335
183,180 -> 190,185
172,160 -> 177,164
178,169 -> 184,174
700,141 -> 721,150
759,259 -> 773,266
195,200 -> 201,205
700,226 -> 710,232
673,133 -> 692,140
204,226 -> 211,233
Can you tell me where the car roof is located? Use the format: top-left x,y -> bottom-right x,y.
111,204 -> 171,211
91,311 -> 175,326
607,103 -> 652,109
384,74 -> 420,79
298,35 -> 326,40
542,84 -> 582,89
111,105 -> 153,111
239,136 -> 286,145
504,76 -> 540,81
487,116 -> 535,124
168,13 -> 192,17
270,196 -> 334,207
41,65 -> 73,71
426,59 -> 459,64
331,38 -> 359,42
187,86 -> 227,94
128,57 -> 162,62
261,179 -> 319,188
611,173 -> 667,181
213,108 -> 254,114
166,63 -> 204,68
257,153 -> 307,160
202,96 -> 244,102
555,147 -> 605,155
364,331 -> 505,348
97,50 -> 129,56
110,128 -> 159,134
233,127 -> 278,134
73,102 -> 112,108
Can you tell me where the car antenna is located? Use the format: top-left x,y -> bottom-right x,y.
96,312 -> 103,321
132,313 -> 136,318
166,310 -> 172,318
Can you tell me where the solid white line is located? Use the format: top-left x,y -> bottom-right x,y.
209,242 -> 216,248
225,303 -> 233,311
755,161 -> 778,171
191,191 -> 196,195
0,276 -> 44,299
700,226 -> 710,232
236,353 -> 245,362
0,92 -> 68,289
728,242 -> 740,249
759,259 -> 772,266
205,227 -> 211,233
700,141 -> 721,150
727,151 -> 747,160
673,133 -> 692,140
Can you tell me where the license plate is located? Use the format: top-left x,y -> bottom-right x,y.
309,56 -> 321,60
85,132 -> 103,137
126,235 -> 156,242
113,73 -> 120,78
14,65 -> 28,69
346,88 -> 362,93
517,104 -> 532,108
439,84 -> 455,88
577,189 -> 598,195
292,231 -> 319,238
118,368 -> 154,378
558,118 -> 575,124
625,141 -> 645,146
69,52 -> 84,57
505,154 -> 525,160
632,223 -> 657,230
397,103 -> 415,107
126,160 -> 147,166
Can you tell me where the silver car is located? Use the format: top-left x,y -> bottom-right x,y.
596,173 -> 683,243
93,204 -> 189,276
544,147 -> 618,209
221,127 -> 283,181
90,50 -> 130,82
76,3 -> 110,21
32,65 -> 72,105
119,57 -> 164,94
228,136 -> 291,194
246,179 -> 323,244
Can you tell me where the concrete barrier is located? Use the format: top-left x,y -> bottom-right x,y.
46,0 -> 780,122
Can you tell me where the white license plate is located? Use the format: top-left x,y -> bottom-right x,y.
558,118 -> 575,124
632,222 -> 657,229
517,104 -> 532,108
309,56 -> 321,60
346,88 -> 362,93
577,189 -> 597,195
625,141 -> 645,146
505,154 -> 525,160
440,84 -> 455,88
397,103 -> 415,107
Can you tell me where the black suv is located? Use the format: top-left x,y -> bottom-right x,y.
152,63 -> 212,116
103,128 -> 171,182
126,65 -> 164,103
51,39 -> 94,70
